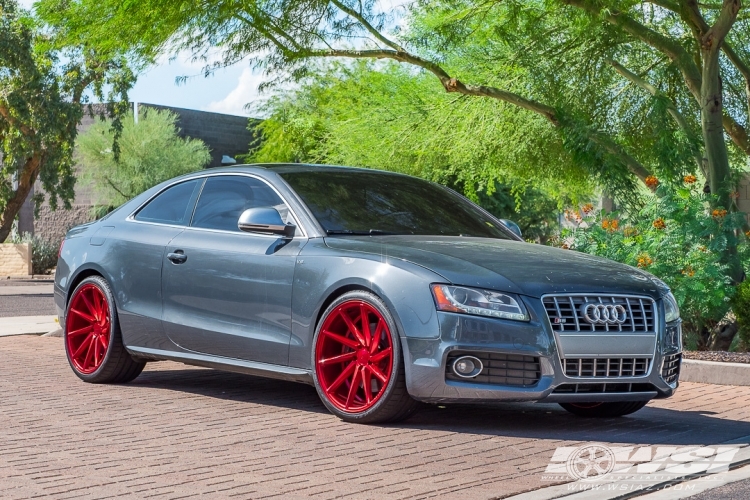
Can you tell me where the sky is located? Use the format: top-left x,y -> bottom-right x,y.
19,0 -> 265,117
18,0 -> 409,118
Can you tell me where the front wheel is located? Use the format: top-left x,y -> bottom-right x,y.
311,291 -> 419,424
559,401 -> 648,418
65,276 -> 145,384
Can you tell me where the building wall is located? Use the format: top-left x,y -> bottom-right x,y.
738,176 -> 750,225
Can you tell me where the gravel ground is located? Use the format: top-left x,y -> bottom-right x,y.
683,351 -> 750,364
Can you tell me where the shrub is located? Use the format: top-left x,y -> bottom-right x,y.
735,280 -> 750,351
556,181 -> 749,348
10,232 -> 59,274
77,108 -> 211,206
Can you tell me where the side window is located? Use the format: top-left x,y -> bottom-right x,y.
191,176 -> 286,232
134,179 -> 202,225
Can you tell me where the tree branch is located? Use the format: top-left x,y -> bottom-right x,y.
329,0 -> 404,51
306,47 -> 652,182
0,104 -> 34,137
608,58 -> 705,172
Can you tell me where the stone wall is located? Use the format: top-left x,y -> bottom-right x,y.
33,205 -> 94,244
0,243 -> 31,277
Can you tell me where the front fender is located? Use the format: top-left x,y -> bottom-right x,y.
288,239 -> 444,369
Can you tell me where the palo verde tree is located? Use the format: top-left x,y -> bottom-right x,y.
38,0 -> 750,277
0,0 -> 133,243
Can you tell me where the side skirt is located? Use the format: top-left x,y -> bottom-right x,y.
126,346 -> 314,385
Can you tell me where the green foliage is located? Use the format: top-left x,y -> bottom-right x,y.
734,280 -> 750,351
559,180 -> 750,347
10,232 -> 59,274
77,108 -> 211,207
0,0 -> 134,242
248,62 -> 565,240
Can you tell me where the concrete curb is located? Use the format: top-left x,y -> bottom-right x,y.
680,359 -> 750,386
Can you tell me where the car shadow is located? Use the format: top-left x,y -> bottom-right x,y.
132,365 -> 750,446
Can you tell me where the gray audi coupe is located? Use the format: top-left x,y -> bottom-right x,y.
54,164 -> 682,423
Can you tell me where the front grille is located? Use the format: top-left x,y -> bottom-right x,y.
445,352 -> 540,387
563,358 -> 651,378
661,353 -> 681,384
543,295 -> 656,333
553,383 -> 657,394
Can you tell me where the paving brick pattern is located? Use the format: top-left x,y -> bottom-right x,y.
3,336 -> 750,499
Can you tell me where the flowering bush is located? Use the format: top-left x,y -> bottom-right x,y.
556,181 -> 749,348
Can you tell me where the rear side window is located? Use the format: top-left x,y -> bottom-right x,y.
191,175 -> 285,232
134,179 -> 202,225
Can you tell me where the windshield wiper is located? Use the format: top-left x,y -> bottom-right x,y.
326,229 -> 394,235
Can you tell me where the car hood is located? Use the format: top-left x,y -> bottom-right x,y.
324,236 -> 661,299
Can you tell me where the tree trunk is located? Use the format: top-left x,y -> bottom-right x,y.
0,156 -> 41,243
700,9 -> 744,284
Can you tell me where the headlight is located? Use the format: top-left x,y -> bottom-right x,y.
431,284 -> 529,321
664,292 -> 680,323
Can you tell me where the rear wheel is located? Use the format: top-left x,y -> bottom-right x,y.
559,401 -> 648,418
312,291 -> 419,424
65,276 -> 145,383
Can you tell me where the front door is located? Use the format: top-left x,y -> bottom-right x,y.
161,175 -> 305,365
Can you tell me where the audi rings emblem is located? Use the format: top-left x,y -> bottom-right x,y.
581,304 -> 628,325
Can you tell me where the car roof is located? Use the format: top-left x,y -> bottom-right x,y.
201,163 -> 411,177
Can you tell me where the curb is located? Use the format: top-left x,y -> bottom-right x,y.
680,359 -> 750,386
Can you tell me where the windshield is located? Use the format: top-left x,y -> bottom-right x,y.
280,170 -> 512,239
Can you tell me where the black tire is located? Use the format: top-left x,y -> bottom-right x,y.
559,401 -> 648,418
311,290 -> 420,424
64,276 -> 146,384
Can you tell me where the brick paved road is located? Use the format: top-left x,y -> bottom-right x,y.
3,336 -> 750,500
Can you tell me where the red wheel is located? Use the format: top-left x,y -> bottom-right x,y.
312,291 -> 418,423
64,276 -> 145,383
315,300 -> 394,412
66,283 -> 111,374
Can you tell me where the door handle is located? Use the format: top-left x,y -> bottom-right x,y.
167,250 -> 188,264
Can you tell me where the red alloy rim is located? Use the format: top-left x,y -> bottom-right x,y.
65,284 -> 111,374
315,300 -> 394,413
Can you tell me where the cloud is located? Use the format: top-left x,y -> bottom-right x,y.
203,67 -> 265,116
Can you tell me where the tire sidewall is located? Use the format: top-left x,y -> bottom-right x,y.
64,276 -> 119,381
311,290 -> 405,422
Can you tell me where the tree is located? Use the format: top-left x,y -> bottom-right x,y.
249,61 -> 568,241
77,108 -> 211,208
0,0 -> 133,243
39,0 -> 749,277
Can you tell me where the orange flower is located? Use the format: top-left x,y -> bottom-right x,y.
582,203 -> 594,214
645,176 -> 659,189
601,219 -> 610,229
683,175 -> 697,184
653,218 -> 666,230
609,219 -> 619,230
636,254 -> 653,268
746,231 -> 750,239
561,243 -> 570,250
712,209 -> 728,218
682,266 -> 696,277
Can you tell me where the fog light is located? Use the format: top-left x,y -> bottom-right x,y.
452,355 -> 483,378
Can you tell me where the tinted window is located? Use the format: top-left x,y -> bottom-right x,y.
192,176 -> 285,232
280,170 -> 511,239
135,179 -> 201,225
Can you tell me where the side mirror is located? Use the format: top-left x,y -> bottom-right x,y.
499,219 -> 522,239
238,207 -> 296,238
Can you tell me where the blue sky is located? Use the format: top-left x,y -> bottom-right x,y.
20,0 -> 263,117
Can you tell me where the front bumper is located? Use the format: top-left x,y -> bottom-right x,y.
402,310 -> 680,404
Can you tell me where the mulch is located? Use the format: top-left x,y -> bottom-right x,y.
683,351 -> 750,364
